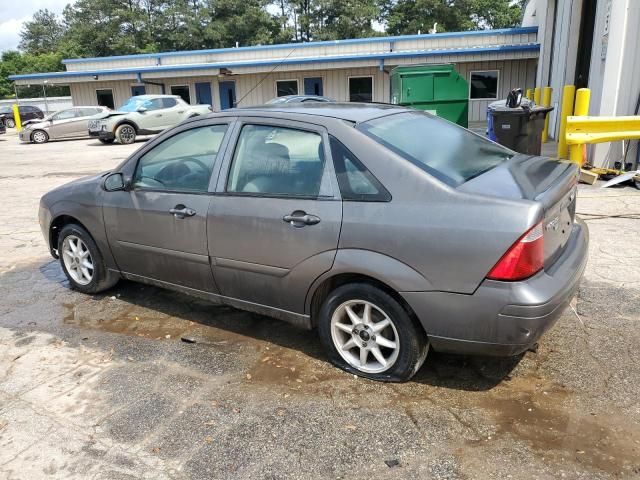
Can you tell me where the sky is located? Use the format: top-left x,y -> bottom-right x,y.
0,0 -> 74,53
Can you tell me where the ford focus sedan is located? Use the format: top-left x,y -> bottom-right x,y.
39,103 -> 588,382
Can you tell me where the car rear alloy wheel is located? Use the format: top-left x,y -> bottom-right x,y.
116,124 -> 136,144
61,235 -> 94,285
6,119 -> 15,128
318,283 -> 429,382
31,130 -> 49,144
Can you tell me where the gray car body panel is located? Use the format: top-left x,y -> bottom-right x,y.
39,103 -> 589,356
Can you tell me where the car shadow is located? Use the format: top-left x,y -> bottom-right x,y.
39,261 -> 522,391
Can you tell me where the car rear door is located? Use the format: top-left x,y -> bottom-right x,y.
208,117 -> 342,314
103,120 -> 233,292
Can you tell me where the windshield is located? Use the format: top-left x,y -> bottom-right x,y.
118,97 -> 149,112
358,111 -> 514,187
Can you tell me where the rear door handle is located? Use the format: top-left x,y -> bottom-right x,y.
169,205 -> 196,219
283,211 -> 321,227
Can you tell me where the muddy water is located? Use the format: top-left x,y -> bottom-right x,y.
61,283 -> 640,478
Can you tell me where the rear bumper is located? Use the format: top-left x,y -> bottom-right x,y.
401,218 -> 589,356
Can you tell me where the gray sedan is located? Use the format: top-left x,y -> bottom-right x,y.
38,103 -> 588,382
19,106 -> 109,143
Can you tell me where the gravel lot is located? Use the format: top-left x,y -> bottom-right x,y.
1,129 -> 640,480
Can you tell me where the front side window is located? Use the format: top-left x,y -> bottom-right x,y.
349,77 -> 373,102
142,98 -> 164,111
358,111 -> 513,187
133,125 -> 228,192
227,124 -> 325,197
276,80 -> 298,97
470,71 -> 499,99
119,97 -> 148,112
52,109 -> 77,121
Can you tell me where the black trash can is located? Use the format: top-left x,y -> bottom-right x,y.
488,97 -> 553,156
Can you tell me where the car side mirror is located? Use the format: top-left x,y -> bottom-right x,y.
103,172 -> 127,192
137,106 -> 147,113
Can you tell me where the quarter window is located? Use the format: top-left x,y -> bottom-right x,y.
276,80 -> 298,97
227,125 -> 325,197
349,77 -> 373,102
330,136 -> 390,201
132,125 -> 228,192
469,71 -> 499,99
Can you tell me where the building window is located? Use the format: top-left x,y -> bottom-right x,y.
349,77 -> 373,102
469,71 -> 499,99
171,85 -> 191,104
276,80 -> 298,97
96,89 -> 114,109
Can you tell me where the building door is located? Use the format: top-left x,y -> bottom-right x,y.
218,81 -> 236,110
131,85 -> 146,96
195,82 -> 213,106
304,77 -> 323,96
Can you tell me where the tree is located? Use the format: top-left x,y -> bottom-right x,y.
19,9 -> 66,55
0,50 -> 67,98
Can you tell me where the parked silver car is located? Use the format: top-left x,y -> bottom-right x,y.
38,103 -> 588,382
19,106 -> 110,143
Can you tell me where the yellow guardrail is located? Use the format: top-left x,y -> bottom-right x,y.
566,115 -> 640,163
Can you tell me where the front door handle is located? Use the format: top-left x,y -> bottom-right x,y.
283,211 -> 321,227
169,205 -> 196,219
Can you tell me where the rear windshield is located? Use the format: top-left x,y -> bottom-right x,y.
358,111 -> 514,187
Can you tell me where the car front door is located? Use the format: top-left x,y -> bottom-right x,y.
103,121 -> 232,292
209,119 -> 342,314
48,109 -> 82,138
137,98 -> 166,131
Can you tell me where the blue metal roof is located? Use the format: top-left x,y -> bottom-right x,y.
9,42 -> 540,82
60,26 -> 538,65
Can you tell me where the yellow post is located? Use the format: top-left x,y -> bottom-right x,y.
541,86 -> 552,143
569,88 -> 591,164
526,88 -> 532,100
11,104 -> 22,131
534,87 -> 541,105
557,85 -> 576,159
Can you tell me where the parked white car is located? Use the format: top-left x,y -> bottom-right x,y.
89,94 -> 212,144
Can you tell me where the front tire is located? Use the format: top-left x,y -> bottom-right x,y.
317,283 -> 429,382
99,138 -> 115,144
31,130 -> 49,144
115,124 -> 136,144
58,224 -> 119,294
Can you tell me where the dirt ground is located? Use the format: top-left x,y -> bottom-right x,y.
1,129 -> 640,480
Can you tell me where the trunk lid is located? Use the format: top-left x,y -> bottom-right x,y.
459,155 -> 579,267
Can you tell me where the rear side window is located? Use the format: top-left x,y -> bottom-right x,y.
330,136 -> 390,201
358,111 -> 514,187
162,98 -> 177,108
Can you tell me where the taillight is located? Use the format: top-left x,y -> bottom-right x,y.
487,223 -> 544,281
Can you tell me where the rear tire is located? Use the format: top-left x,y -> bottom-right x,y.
115,124 -> 136,144
99,138 -> 115,144
317,283 -> 429,382
6,118 -> 15,128
31,130 -> 49,144
58,223 -> 119,294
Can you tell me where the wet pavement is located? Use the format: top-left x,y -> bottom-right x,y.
1,131 -> 640,479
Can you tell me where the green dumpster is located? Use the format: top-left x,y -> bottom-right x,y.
390,64 -> 469,128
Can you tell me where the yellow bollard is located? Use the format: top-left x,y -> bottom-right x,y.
557,85 -> 576,159
12,104 -> 22,131
569,88 -> 591,164
534,87 -> 541,105
541,86 -> 552,143
526,88 -> 532,100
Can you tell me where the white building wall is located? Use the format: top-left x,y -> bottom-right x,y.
67,59 -> 536,123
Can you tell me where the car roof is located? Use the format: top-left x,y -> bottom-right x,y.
224,102 -> 412,123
